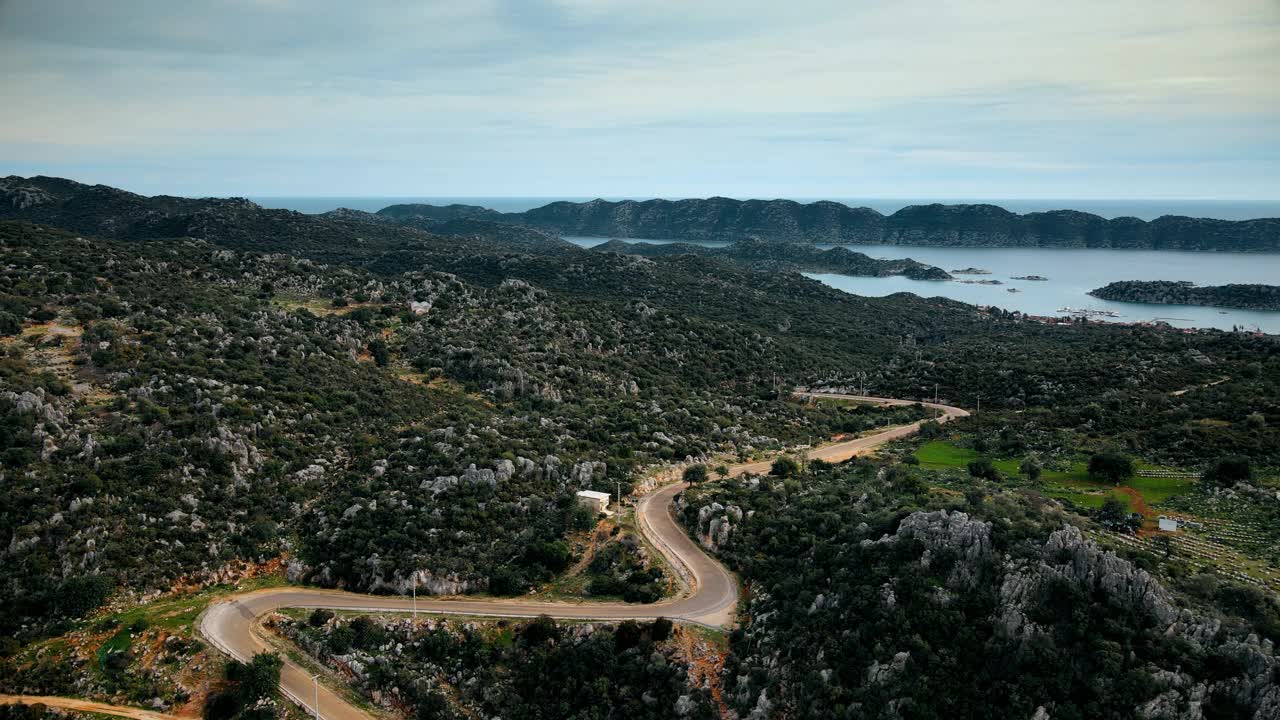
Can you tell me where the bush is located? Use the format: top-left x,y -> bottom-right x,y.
308,608 -> 335,627
55,575 -> 115,618
967,458 -> 1000,481
770,456 -> 800,478
519,615 -> 559,645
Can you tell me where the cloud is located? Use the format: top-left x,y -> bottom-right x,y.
0,0 -> 1277,197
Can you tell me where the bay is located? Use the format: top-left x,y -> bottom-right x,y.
563,237 -> 1280,334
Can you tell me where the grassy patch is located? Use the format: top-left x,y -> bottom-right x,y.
1127,475 -> 1198,504
270,294 -> 385,317
915,441 -> 979,468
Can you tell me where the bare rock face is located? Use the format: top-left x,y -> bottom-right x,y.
367,568 -> 478,596
996,525 -> 1175,642
0,178 -> 53,209
866,509 -> 993,590
569,460 -> 607,487
867,651 -> 911,685
1042,524 -> 1175,623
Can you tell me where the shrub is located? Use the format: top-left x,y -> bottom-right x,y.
770,456 -> 800,478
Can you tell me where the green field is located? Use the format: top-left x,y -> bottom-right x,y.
914,441 -> 1195,511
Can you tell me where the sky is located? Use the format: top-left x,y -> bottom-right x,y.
1,0 -> 1278,199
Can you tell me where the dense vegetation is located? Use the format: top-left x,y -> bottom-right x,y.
683,462 -> 1280,719
279,613 -> 715,720
591,238 -> 952,279
1090,280 -> 1280,311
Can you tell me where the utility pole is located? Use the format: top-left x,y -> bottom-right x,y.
312,674 -> 320,720
412,573 -> 417,619
616,481 -> 622,508
977,395 -> 981,414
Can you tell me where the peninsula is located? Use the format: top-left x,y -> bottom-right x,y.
1089,280 -> 1280,311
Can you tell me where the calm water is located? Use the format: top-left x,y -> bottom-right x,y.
253,197 -> 1280,221
564,237 -> 1280,333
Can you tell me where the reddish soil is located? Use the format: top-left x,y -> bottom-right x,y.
1117,486 -> 1155,519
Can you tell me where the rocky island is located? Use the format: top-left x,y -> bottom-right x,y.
1089,280 -> 1280,311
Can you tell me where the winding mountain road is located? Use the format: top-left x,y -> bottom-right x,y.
192,393 -> 966,720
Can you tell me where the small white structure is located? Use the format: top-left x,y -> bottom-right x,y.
576,490 -> 611,515
1158,516 -> 1179,532
408,301 -> 432,315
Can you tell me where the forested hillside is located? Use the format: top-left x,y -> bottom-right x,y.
2,177 -> 1279,720
682,463 -> 1280,719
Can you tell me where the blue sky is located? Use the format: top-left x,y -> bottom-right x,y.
1,0 -> 1278,199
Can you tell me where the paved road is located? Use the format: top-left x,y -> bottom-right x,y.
198,392 -> 966,720
0,695 -> 179,720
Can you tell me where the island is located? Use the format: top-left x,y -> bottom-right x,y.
950,267 -> 992,275
1089,280 -> 1280,311
1011,275 -> 1049,281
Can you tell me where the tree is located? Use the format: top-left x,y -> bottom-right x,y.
0,312 -> 20,337
714,465 -> 730,479
967,458 -> 1000,481
368,338 -> 391,367
1019,457 -> 1042,481
682,464 -> 709,484
235,652 -> 282,705
1088,452 -> 1134,485
1203,456 -> 1252,486
649,617 -> 673,641
770,456 -> 801,478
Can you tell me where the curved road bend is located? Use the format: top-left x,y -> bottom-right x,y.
198,393 -> 967,720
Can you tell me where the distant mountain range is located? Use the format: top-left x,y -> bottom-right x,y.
379,197 -> 1280,252
0,175 -> 948,281
5,175 -> 1277,253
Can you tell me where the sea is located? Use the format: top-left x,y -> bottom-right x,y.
252,197 -> 1280,333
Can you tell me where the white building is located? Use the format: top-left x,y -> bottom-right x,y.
576,490 -> 611,515
1158,516 -> 1179,532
